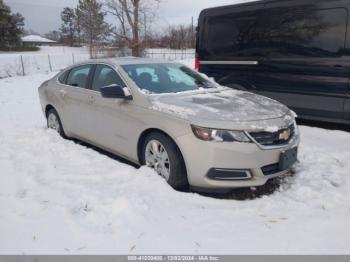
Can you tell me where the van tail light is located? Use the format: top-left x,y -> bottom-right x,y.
195,55 -> 200,71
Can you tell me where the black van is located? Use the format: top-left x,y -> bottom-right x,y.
196,0 -> 350,124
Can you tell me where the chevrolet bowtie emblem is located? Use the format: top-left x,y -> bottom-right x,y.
279,129 -> 291,141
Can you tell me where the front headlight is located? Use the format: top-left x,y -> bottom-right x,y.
191,125 -> 251,143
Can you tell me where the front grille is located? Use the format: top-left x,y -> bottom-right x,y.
249,124 -> 295,147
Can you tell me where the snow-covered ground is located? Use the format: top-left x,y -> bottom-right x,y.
0,46 -> 90,56
0,46 -> 90,78
1,64 -> 350,255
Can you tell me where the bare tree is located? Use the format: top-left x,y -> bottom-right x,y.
161,24 -> 195,49
105,0 -> 160,56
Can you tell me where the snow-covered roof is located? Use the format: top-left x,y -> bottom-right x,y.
22,35 -> 56,43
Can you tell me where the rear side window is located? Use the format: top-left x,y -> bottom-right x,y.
92,65 -> 126,92
66,64 -> 93,89
58,70 -> 69,84
204,7 -> 347,58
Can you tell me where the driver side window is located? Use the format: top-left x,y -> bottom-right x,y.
92,65 -> 126,92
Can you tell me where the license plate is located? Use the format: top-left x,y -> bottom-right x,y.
279,147 -> 298,171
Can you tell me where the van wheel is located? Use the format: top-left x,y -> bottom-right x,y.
47,108 -> 67,138
142,132 -> 188,189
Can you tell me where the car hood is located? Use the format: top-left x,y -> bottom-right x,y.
150,88 -> 293,130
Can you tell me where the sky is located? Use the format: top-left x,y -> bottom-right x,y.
5,0 -> 251,34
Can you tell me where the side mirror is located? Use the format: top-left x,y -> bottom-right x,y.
100,85 -> 133,100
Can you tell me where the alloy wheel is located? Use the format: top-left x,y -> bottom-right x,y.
145,140 -> 171,180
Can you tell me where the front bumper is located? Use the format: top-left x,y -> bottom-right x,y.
175,131 -> 300,190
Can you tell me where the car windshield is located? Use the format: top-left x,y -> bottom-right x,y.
122,63 -> 217,94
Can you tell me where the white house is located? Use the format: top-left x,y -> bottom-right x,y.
22,35 -> 59,47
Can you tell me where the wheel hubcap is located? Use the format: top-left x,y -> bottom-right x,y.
145,140 -> 171,180
47,113 -> 60,133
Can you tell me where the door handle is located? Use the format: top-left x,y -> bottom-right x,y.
88,95 -> 95,103
59,90 -> 67,98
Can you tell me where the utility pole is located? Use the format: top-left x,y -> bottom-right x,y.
144,12 -> 147,49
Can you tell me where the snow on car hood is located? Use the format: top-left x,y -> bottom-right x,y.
150,88 -> 290,123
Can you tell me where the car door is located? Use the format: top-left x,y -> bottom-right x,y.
83,64 -> 139,160
250,2 -> 349,120
59,64 -> 94,139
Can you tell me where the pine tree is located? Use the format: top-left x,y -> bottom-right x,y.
75,8 -> 82,46
0,0 -> 24,48
77,0 -> 110,58
60,7 -> 76,47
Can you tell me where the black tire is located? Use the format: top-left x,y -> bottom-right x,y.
141,132 -> 188,189
46,108 -> 67,138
